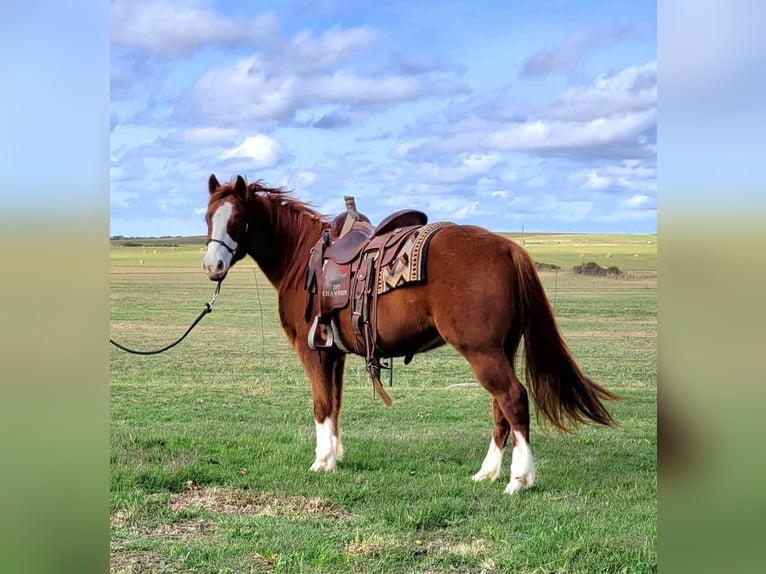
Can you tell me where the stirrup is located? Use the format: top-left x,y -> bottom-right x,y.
308,315 -> 335,350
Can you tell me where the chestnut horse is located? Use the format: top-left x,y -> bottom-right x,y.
202,175 -> 618,494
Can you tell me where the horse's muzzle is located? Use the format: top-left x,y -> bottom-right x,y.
202,258 -> 228,280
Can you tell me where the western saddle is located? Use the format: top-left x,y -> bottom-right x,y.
304,196 -> 430,404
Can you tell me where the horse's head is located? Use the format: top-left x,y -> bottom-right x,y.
202,174 -> 250,280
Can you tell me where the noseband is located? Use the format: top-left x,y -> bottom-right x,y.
206,237 -> 238,256
206,221 -> 249,257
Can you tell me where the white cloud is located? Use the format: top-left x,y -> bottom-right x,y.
523,25 -> 641,77
461,153 -> 500,173
221,135 -> 284,168
413,196 -> 481,220
487,109 -> 656,154
450,201 -> 479,219
181,127 -> 239,145
110,3 -> 657,236
583,170 -> 612,190
156,190 -> 191,212
546,61 -> 657,121
191,38 -> 465,127
622,194 -> 650,208
538,196 -> 593,221
579,161 -> 656,192
110,190 -> 139,208
286,26 -> 379,72
309,71 -> 461,106
405,152 -> 501,186
394,139 -> 429,159
111,0 -> 278,56
398,61 -> 656,163
296,171 -> 318,186
194,55 -> 299,125
280,170 -> 319,189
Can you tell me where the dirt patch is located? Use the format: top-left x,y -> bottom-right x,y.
426,537 -> 488,558
169,482 -> 351,521
110,509 -> 134,529
416,536 -> 495,574
344,533 -> 384,558
133,520 -> 216,541
110,548 -> 178,574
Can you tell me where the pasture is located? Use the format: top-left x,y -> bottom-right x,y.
110,233 -> 656,573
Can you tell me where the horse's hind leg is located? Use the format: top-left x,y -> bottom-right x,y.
466,351 -> 536,494
473,399 -> 509,481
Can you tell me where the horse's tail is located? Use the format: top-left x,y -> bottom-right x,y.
510,244 -> 619,432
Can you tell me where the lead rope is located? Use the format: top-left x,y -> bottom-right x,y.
110,279 -> 223,355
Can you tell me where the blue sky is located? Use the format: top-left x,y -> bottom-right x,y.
110,0 -> 656,237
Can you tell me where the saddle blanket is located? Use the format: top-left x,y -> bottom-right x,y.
377,221 -> 452,295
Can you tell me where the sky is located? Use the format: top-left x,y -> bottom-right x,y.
110,0 -> 656,237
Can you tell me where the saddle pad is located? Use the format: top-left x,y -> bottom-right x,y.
377,221 -> 452,295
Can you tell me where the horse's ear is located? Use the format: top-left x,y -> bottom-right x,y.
235,175 -> 247,194
208,174 -> 220,194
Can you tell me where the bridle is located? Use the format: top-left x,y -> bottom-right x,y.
205,220 -> 249,258
205,237 -> 239,256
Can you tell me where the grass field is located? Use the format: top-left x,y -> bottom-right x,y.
110,233 -> 656,573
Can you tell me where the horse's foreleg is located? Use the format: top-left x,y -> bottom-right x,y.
331,355 -> 346,462
296,344 -> 344,472
311,416 -> 336,472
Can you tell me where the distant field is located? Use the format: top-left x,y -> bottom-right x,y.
503,232 -> 657,273
111,232 -> 657,274
110,233 -> 656,573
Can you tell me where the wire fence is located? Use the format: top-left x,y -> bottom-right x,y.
110,263 -> 656,390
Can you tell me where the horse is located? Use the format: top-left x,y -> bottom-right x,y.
202,174 -> 618,494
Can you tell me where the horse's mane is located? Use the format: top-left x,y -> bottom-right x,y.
212,177 -> 329,289
247,180 -> 327,222
210,177 -> 328,224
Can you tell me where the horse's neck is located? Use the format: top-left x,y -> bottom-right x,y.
247,196 -> 323,292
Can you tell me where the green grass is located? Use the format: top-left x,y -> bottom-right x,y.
110,234 -> 656,573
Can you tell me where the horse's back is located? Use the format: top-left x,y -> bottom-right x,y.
373,224 -> 522,353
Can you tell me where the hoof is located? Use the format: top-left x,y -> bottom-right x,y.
310,458 -> 336,472
472,468 -> 502,482
505,474 -> 534,494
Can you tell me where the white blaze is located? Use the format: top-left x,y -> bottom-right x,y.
202,201 -> 238,276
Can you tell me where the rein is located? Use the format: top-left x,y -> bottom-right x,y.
109,279 -> 223,355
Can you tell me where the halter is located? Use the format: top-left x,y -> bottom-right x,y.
205,221 -> 249,257
206,237 -> 238,256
